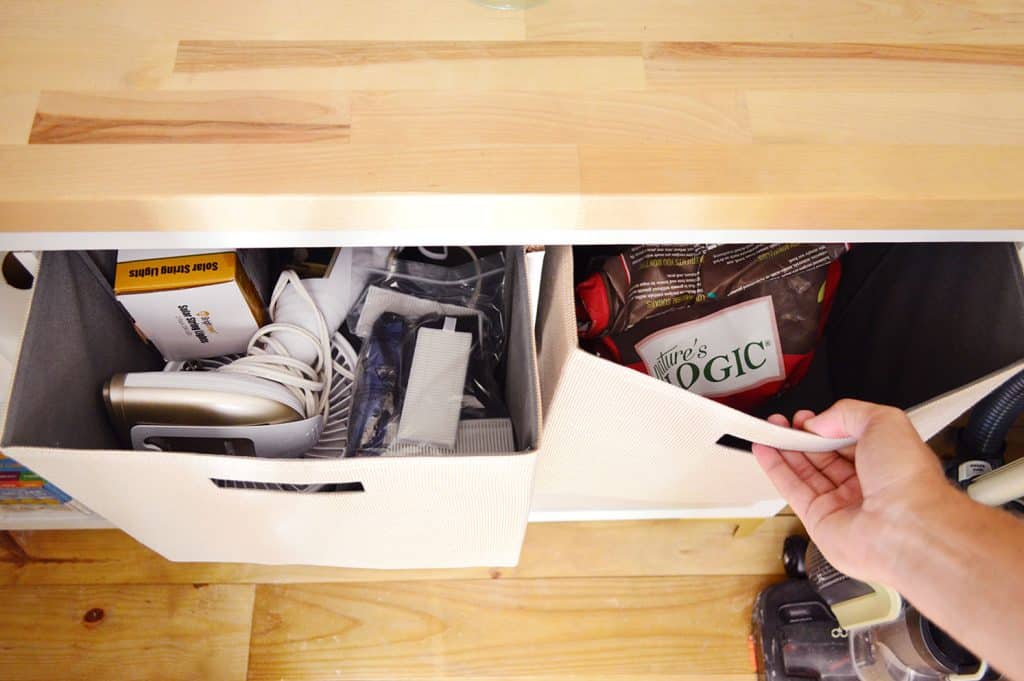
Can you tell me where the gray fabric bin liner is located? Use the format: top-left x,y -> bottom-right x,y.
3,251 -> 163,449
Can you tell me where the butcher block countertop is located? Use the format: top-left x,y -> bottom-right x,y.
1,1 -> 1024,244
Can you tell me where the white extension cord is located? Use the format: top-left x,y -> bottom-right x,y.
206,247 -> 478,436
218,270 -> 358,424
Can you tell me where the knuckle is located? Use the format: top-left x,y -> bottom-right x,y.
834,398 -> 858,410
839,399 -> 899,420
875,404 -> 907,422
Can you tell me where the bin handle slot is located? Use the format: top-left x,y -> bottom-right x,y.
715,434 -> 753,453
210,479 -> 365,493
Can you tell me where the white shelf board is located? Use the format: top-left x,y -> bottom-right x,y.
0,508 -> 113,531
4,229 -> 1024,252
0,506 -> 787,532
528,498 -> 788,523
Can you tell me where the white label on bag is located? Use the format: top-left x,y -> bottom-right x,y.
635,296 -> 785,398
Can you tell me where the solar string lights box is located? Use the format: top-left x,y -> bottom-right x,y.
113,249 -> 268,361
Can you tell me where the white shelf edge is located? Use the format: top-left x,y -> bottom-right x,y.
0,508 -> 113,531
2,229 -> 1024,251
0,506 -> 787,531
528,499 -> 788,523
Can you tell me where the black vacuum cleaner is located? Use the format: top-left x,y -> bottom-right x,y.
753,535 -> 858,681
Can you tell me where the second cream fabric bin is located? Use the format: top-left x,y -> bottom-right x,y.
0,247 -> 541,568
532,244 -> 1024,518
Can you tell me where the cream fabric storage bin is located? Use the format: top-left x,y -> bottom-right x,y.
0,247 -> 541,569
0,255 -> 33,417
532,244 -> 1024,519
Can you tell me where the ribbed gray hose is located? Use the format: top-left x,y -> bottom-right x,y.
961,369 -> 1024,459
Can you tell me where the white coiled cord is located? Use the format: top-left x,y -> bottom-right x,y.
391,246 -> 483,307
219,270 -> 357,424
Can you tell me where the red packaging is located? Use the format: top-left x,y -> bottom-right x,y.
576,244 -> 846,412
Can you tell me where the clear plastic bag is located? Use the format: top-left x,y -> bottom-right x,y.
346,247 -> 507,366
342,248 -> 510,456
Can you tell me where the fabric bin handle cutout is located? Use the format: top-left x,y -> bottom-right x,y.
210,479 -> 365,493
713,359 -> 1024,454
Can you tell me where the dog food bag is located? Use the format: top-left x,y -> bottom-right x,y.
575,244 -> 847,412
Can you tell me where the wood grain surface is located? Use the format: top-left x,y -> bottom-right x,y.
1,417 -> 1018,679
0,519 -> 796,679
348,91 -> 751,144
2,0 -> 1024,236
643,42 -> 1024,91
4,143 -> 1024,235
523,0 -> 1024,43
746,92 -> 1024,145
172,41 -> 647,90
247,576 -> 772,681
0,583 -> 255,681
0,92 -> 39,144
30,91 -> 351,143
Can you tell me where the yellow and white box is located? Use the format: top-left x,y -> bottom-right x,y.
114,250 -> 267,361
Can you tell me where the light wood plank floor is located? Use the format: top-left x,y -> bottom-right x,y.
1,420 -> 1019,680
0,517 -> 793,681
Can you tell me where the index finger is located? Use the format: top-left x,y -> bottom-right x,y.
752,414 -> 818,518
804,399 -> 892,439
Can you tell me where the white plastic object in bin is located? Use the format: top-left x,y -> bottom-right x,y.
272,248 -> 356,365
131,417 -> 323,459
355,286 -> 481,338
398,317 -> 471,449
0,253 -> 33,370
388,418 -> 515,456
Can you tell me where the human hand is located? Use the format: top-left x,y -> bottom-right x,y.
752,400 -> 952,584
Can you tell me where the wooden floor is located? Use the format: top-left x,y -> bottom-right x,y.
3,420 -> 1021,680
0,516 -> 802,681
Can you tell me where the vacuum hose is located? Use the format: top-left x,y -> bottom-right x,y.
960,368 -> 1024,459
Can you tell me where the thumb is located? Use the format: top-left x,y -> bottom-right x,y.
804,399 -> 893,439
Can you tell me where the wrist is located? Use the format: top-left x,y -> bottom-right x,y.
869,479 -> 964,587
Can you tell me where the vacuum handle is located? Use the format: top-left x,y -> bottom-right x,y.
966,456 -> 1024,507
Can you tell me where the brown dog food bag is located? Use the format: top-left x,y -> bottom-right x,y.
576,244 -> 847,412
